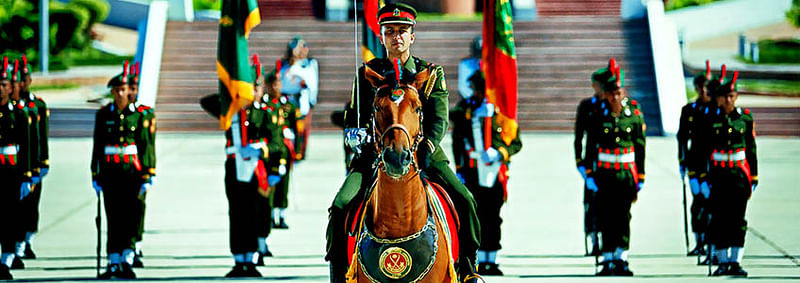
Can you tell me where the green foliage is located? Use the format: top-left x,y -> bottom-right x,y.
193,0 -> 221,11
70,0 -> 110,26
30,82 -> 80,92
758,39 -> 800,64
787,0 -> 800,28
665,0 -> 726,11
738,79 -> 800,96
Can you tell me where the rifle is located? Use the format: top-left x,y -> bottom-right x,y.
96,192 -> 102,278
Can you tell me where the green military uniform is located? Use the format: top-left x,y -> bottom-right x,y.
450,72 -> 521,275
263,95 -> 298,228
126,62 -> 154,265
695,74 -> 757,276
91,71 -> 156,279
18,66 -> 45,260
676,67 -> 713,256
584,66 -> 645,276
574,66 -> 614,256
0,58 -> 33,279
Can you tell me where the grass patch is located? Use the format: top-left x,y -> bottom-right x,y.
417,12 -> 482,22
65,48 -> 134,67
30,82 -> 81,92
738,79 -> 800,96
665,0 -> 727,11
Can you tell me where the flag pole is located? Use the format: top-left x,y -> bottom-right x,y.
353,0 -> 360,126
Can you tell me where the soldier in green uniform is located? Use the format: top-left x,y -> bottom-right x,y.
326,3 -> 481,282
0,56 -> 33,280
695,69 -> 756,277
450,72 -> 521,276
199,57 -> 273,277
574,62 -> 614,257
18,55 -> 49,260
91,65 -> 156,279
267,71 -> 299,230
584,64 -> 645,276
677,60 -> 713,257
125,62 -> 155,268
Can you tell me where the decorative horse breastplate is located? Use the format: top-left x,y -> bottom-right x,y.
358,212 -> 438,283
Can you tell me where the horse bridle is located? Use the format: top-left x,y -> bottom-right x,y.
371,85 -> 424,173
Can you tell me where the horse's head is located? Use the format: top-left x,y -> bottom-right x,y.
365,62 -> 430,179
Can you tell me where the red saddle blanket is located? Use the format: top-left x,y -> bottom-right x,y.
345,178 -> 460,266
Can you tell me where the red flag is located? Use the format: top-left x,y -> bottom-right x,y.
482,0 -> 518,121
362,0 -> 386,61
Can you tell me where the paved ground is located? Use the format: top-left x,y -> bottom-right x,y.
9,132 -> 800,282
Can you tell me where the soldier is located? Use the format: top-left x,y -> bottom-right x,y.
457,36 -> 481,100
0,56 -> 33,280
125,62 -> 154,268
574,61 -> 615,257
91,64 -> 156,279
583,63 -> 645,276
450,72 -> 521,276
199,56 -> 273,277
677,60 -> 713,257
280,36 -> 318,161
18,54 -> 49,260
267,64 -> 299,230
696,68 -> 756,277
326,3 -> 482,282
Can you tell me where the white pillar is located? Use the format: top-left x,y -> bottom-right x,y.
168,0 -> 194,21
138,1 -> 169,108
513,0 -> 537,21
327,0 -> 348,22
621,0 -> 646,19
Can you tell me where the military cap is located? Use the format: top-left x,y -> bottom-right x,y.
10,59 -> 21,83
591,58 -> 617,83
599,58 -> 624,91
377,2 -> 417,25
265,59 -> 281,85
710,65 -> 738,97
251,54 -> 263,86
1,56 -> 10,81
693,60 -> 712,87
108,61 -> 130,87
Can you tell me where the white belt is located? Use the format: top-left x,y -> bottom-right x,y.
225,141 -> 266,154
712,151 -> 745,162
0,145 -> 18,155
104,145 -> 138,155
598,152 -> 635,163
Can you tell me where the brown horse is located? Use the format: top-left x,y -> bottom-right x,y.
346,65 -> 456,283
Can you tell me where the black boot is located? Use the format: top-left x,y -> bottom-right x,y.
480,262 -> 503,276
612,260 -> 633,276
10,257 -> 24,270
226,263 -> 261,277
457,256 -> 480,283
688,245 -> 706,256
0,264 -> 12,280
22,243 -> 36,259
712,263 -> 729,276
116,262 -> 137,279
132,254 -> 144,268
595,261 -> 614,276
98,264 -> 120,279
726,263 -> 748,277
276,218 -> 289,229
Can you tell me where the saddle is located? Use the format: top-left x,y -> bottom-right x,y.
344,176 -> 460,282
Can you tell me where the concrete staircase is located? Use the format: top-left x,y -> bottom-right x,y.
257,0 -> 314,18
536,0 -> 621,17
156,17 -> 661,134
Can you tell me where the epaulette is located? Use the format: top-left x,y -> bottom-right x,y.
743,108 -> 751,115
27,101 -> 36,109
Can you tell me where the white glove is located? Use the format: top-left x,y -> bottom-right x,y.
20,182 -> 32,200
481,147 -> 500,164
40,167 -> 49,178
278,164 -> 287,176
344,128 -> 370,154
577,166 -> 587,180
689,178 -> 700,195
139,182 -> 151,197
32,176 -> 41,185
240,146 -> 262,159
474,102 -> 494,118
93,180 -> 103,196
700,181 -> 711,199
283,127 -> 296,140
586,177 -> 598,192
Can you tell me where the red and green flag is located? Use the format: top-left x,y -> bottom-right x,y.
362,0 -> 386,62
482,0 -> 518,122
217,0 -> 261,130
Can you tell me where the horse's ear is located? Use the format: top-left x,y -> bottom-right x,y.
364,66 -> 385,88
412,68 -> 430,91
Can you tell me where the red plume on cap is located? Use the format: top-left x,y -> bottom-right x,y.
608,58 -> 617,71
122,61 -> 129,84
705,60 -> 711,80
614,66 -> 621,87
134,62 -> 140,76
22,54 -> 28,74
730,71 -> 739,90
251,54 -> 261,78
1,56 -> 7,79
275,59 -> 282,79
12,60 -> 18,81
719,64 -> 726,83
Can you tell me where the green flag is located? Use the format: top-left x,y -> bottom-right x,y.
217,0 -> 261,130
